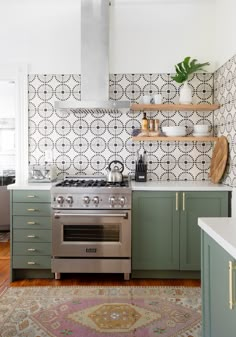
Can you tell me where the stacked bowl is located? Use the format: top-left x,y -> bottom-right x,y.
193,124 -> 209,137
162,126 -> 186,137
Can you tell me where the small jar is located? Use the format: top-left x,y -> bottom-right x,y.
149,119 -> 155,131
154,119 -> 159,132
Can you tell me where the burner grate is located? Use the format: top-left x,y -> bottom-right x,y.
55,179 -> 129,188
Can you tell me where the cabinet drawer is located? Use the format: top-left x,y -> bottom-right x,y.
13,190 -> 50,203
12,255 -> 51,269
13,229 -> 51,242
12,203 -> 51,216
13,216 -> 51,229
13,242 -> 51,256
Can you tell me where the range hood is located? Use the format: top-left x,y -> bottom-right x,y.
55,0 -> 130,112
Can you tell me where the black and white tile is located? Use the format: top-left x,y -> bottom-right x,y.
28,73 -> 214,181
214,54 -> 236,187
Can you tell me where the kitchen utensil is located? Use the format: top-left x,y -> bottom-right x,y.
29,165 -> 57,183
135,152 -> 147,182
106,160 -> 124,183
209,136 -> 228,183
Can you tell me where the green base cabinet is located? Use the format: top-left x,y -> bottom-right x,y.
180,191 -> 229,271
11,190 -> 53,281
202,232 -> 236,337
132,192 -> 179,271
132,191 -> 229,278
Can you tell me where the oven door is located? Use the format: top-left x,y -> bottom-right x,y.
52,209 -> 131,258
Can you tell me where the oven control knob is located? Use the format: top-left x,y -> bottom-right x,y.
92,196 -> 99,205
119,196 -> 126,207
66,196 -> 73,205
109,196 -> 116,207
83,196 -> 90,205
56,195 -> 64,205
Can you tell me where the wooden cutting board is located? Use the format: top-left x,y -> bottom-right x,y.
209,136 -> 228,183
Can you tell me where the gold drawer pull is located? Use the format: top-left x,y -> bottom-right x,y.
229,261 -> 236,309
27,235 -> 36,238
27,208 -> 38,212
175,192 -> 178,211
27,221 -> 37,225
27,195 -> 36,198
27,261 -> 36,265
182,192 -> 185,211
27,248 -> 36,252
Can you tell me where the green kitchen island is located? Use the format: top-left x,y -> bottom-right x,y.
199,217 -> 236,337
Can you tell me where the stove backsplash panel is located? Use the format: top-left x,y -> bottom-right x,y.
28,73 -> 214,181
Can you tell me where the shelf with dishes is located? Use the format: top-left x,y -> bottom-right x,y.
132,136 -> 218,142
131,103 -> 220,111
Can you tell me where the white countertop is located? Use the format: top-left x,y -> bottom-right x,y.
8,180 -> 232,191
131,180 -> 232,191
198,217 -> 236,259
7,182 -> 54,190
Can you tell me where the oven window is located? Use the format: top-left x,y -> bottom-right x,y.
63,224 -> 120,242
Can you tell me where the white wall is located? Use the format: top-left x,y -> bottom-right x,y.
0,0 -> 216,74
215,0 -> 236,68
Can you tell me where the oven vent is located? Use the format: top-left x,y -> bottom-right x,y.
54,0 -> 130,112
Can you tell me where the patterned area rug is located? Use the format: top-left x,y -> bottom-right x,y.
0,286 -> 201,337
0,231 -> 10,242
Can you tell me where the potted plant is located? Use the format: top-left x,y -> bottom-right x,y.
171,56 -> 210,104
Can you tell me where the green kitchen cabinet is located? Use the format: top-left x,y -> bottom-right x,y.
180,191 -> 229,271
132,191 -> 229,278
132,192 -> 179,271
10,189 -> 53,281
202,232 -> 236,337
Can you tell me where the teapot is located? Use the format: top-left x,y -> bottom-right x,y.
106,160 -> 124,183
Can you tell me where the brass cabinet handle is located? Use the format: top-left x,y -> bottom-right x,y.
27,221 -> 36,225
27,209 -> 38,212
27,235 -> 36,238
182,192 -> 185,211
27,195 -> 36,198
27,248 -> 36,252
27,261 -> 36,265
229,261 -> 236,309
176,192 -> 179,211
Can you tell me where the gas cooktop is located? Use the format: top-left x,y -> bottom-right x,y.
56,178 -> 129,188
51,176 -> 131,209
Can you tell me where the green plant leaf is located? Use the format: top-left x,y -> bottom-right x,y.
172,57 -> 210,83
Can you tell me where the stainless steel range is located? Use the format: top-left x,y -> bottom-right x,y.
51,176 -> 131,280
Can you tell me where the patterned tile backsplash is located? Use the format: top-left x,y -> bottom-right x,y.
214,54 -> 236,187
28,73 -> 215,181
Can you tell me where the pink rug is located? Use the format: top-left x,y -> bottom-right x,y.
0,286 -> 201,337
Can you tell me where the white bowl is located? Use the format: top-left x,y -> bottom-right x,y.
162,126 -> 186,137
162,126 -> 185,132
193,124 -> 209,134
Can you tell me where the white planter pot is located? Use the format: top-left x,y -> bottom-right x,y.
179,81 -> 192,104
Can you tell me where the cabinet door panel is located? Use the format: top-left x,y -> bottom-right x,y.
13,190 -> 50,203
180,191 -> 229,271
12,203 -> 51,216
12,255 -> 51,269
202,233 -> 236,337
132,192 -> 179,270
13,216 -> 51,229
13,229 -> 52,242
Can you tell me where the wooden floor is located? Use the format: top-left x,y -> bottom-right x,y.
0,242 -> 200,287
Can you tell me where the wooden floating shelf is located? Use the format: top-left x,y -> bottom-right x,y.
131,103 -> 220,111
132,136 -> 218,142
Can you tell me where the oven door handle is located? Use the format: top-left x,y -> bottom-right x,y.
54,213 -> 128,219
